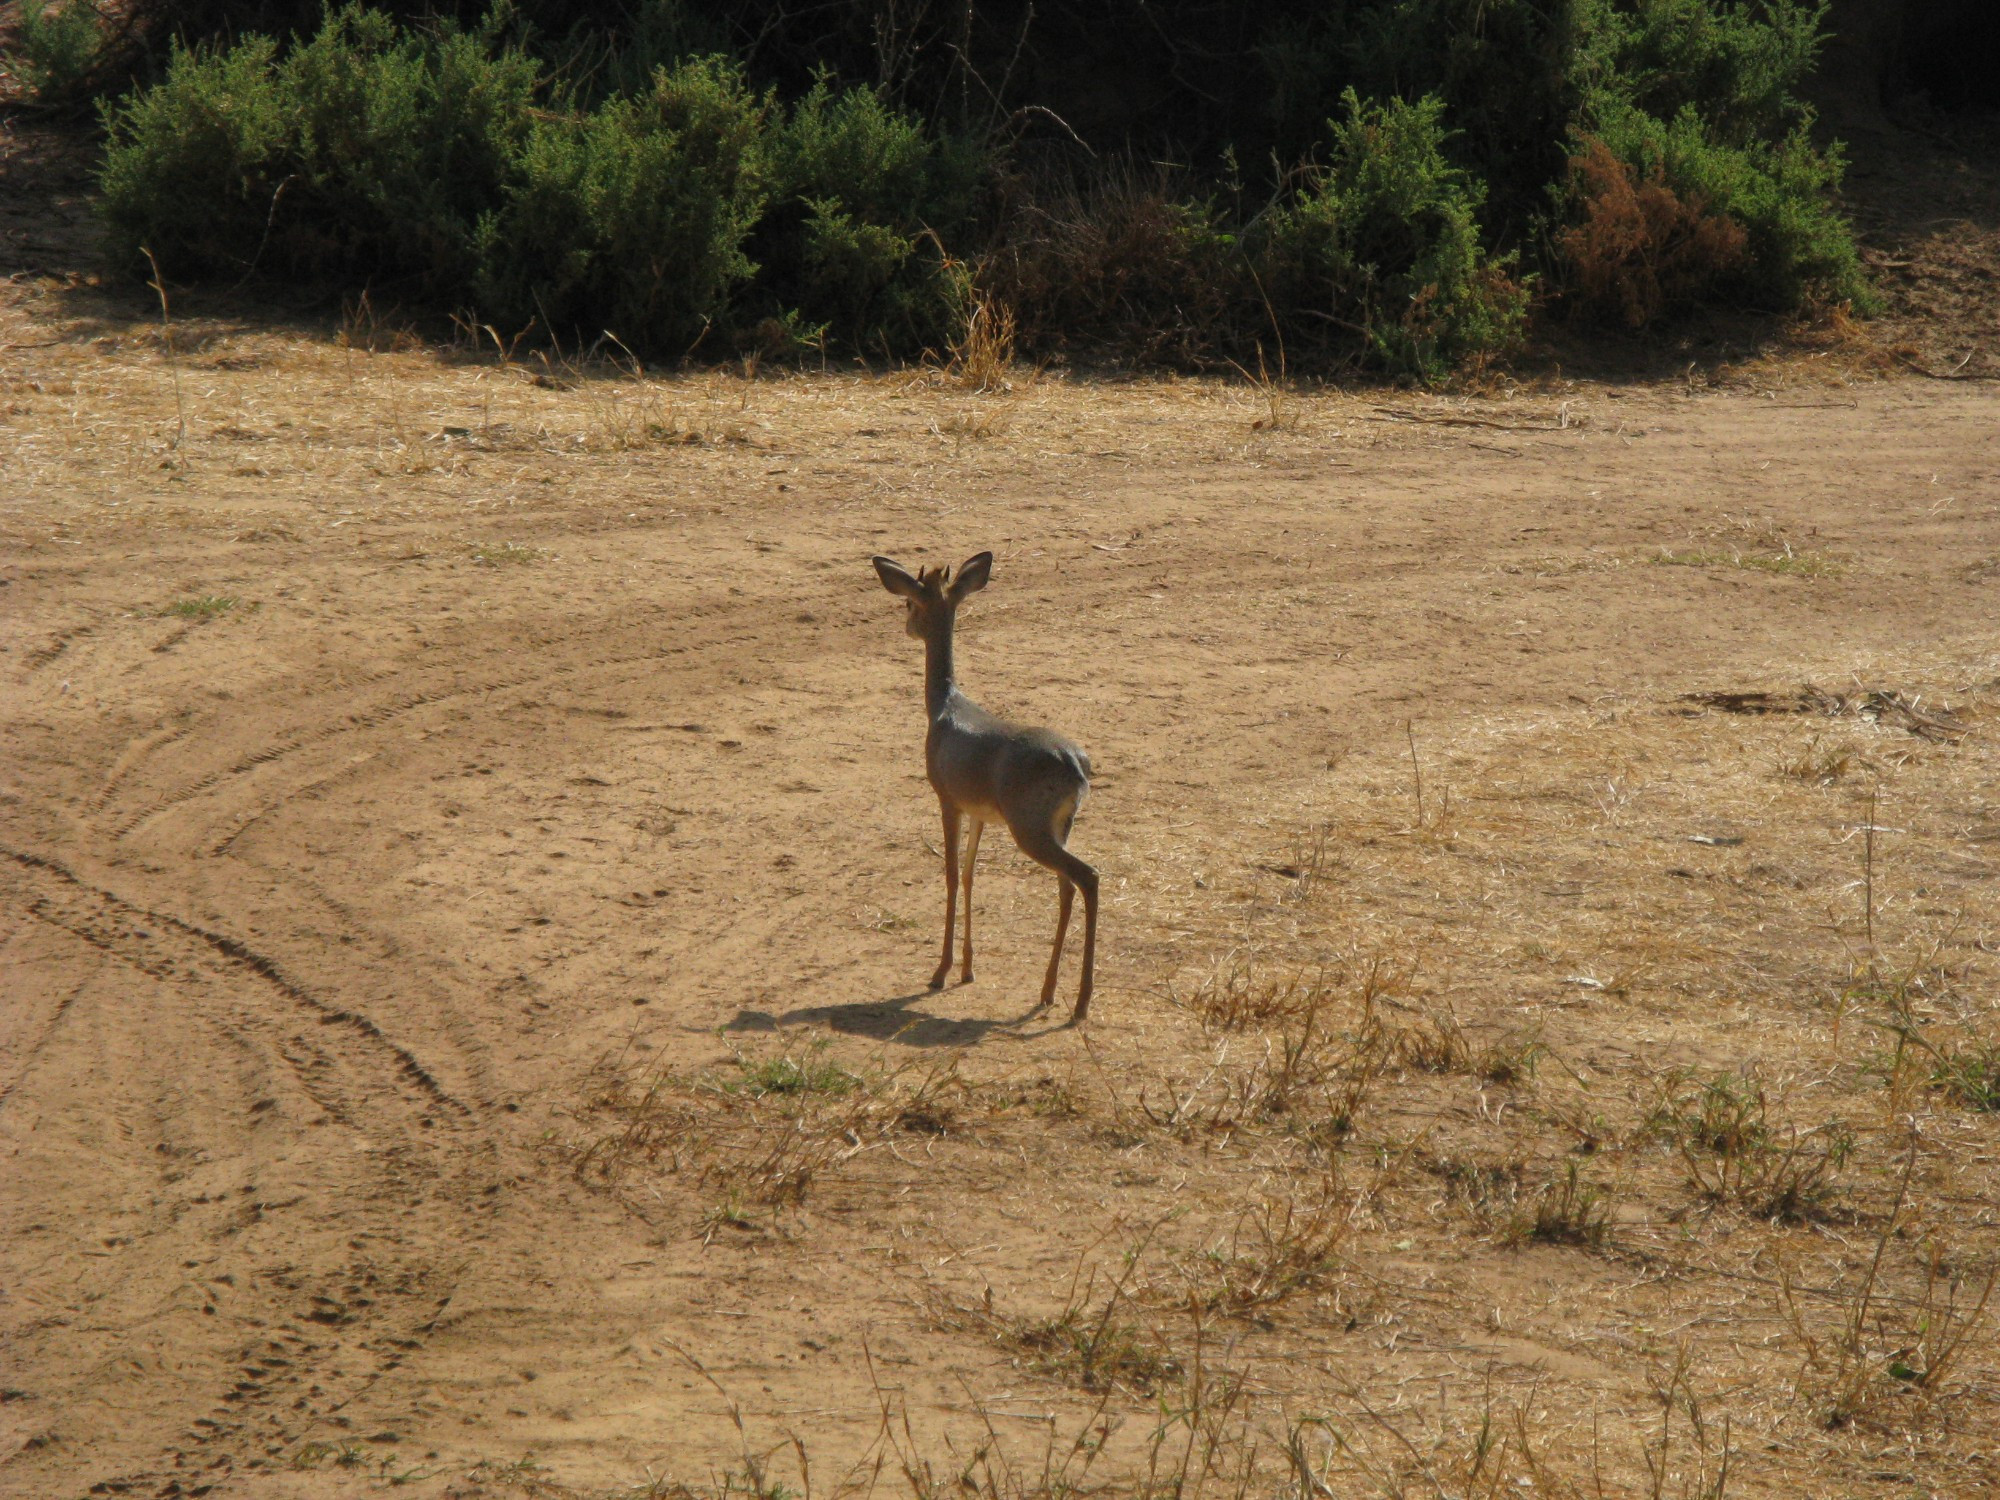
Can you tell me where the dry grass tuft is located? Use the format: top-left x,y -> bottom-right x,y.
1165,1171 -> 1359,1317
1394,1004 -> 1543,1084
945,288 -> 1018,394
471,541 -> 543,567
1776,733 -> 1870,783
930,1231 -> 1183,1396
1782,1134 -> 2000,1432
161,593 -> 244,618
1504,1160 -> 1616,1248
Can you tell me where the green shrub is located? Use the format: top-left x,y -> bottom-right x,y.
1342,0 -> 1593,238
99,6 -> 535,291
1286,0 -> 1866,322
90,0 -> 1871,370
1576,0 -> 1831,145
1558,0 -> 1869,315
99,35 -> 292,278
278,6 -> 536,289
754,79 -> 980,352
16,0 -> 108,102
476,56 -> 770,352
1583,97 -> 1870,312
1257,90 -> 1526,378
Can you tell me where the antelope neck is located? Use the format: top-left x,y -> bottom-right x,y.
922,614 -> 958,719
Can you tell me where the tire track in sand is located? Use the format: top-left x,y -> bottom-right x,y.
2,844 -> 465,1120
1,845 -> 488,1494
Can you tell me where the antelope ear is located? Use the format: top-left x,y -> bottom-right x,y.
949,551 -> 993,601
873,555 -> 922,599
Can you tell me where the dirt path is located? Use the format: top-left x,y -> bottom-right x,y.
3,298 -> 1999,1497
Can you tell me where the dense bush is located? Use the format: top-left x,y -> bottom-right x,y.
1577,97 -> 1868,315
98,7 -> 533,291
97,9 -> 970,355
16,0 -> 111,103
1341,0 -> 1593,240
87,0 -> 1874,370
756,79 -> 981,351
98,36 -> 292,278
980,164 -> 1246,367
1575,0 -> 1831,145
280,8 -> 535,289
1259,91 -> 1528,376
1557,136 -> 1750,326
476,57 -> 770,352
1556,0 -> 1871,317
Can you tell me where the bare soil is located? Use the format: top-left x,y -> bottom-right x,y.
5,135 -> 2000,1500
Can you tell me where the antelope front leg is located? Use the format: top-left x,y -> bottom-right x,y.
931,800 -> 960,990
959,818 -> 984,984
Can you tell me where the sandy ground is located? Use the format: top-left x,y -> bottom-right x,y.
4,264 -> 2000,1500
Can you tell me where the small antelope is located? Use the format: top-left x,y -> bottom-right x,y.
872,551 -> 1099,1022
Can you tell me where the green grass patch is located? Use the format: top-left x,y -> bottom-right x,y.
1932,1043 -> 2000,1112
727,1049 -> 860,1100
470,542 -> 542,567
163,593 -> 244,618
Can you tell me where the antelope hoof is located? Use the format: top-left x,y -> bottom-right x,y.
929,965 -> 951,991
960,967 -> 975,984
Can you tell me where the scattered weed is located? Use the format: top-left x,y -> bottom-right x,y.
1423,1151 -> 1529,1226
571,1044 -> 965,1212
1653,546 -> 1845,579
939,1233 -> 1181,1396
1871,1019 -> 2000,1114
1395,1005 -> 1543,1084
930,407 -> 1009,442
1655,1071 -> 1852,1223
1928,1040 -> 2000,1112
338,290 -> 426,356
289,1439 -> 367,1470
1784,1137 -> 2000,1430
1505,1160 -> 1613,1248
1173,1175 -> 1356,1316
726,1046 -> 860,1100
472,541 -> 543,566
1170,954 -> 1341,1032
162,593 -> 242,619
1011,1300 -> 1180,1395
1147,956 -> 1400,1146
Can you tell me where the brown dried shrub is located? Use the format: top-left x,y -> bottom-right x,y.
1556,137 -> 1749,329
979,160 -> 1249,367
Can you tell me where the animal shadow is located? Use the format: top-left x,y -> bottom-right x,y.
726,983 -> 1064,1046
